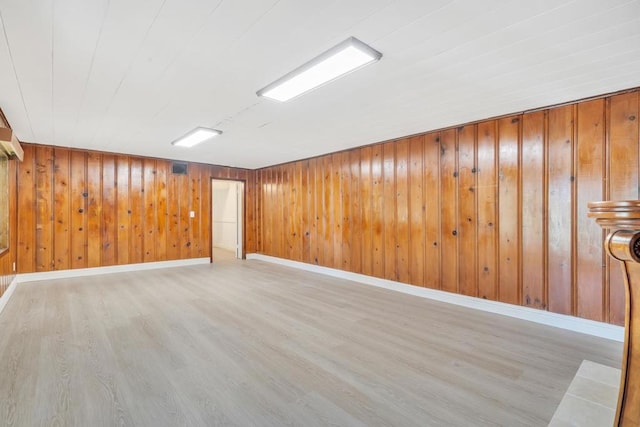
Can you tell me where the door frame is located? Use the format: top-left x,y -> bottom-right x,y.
210,178 -> 246,261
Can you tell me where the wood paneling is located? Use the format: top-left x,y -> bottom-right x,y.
607,92 -> 639,325
10,89 -> 640,325
129,158 -> 144,265
143,158 -> 157,262
86,152 -> 102,268
424,132 -> 441,290
35,146 -> 54,271
116,156 -> 130,265
576,99 -> 606,322
102,154 -> 116,266
17,144 -> 35,273
53,148 -> 70,271
547,105 -> 574,316
521,112 -> 545,309
332,153 -> 342,270
360,148 -> 373,276
440,129 -> 458,293
255,88 -> 640,325
408,136 -> 425,287
477,121 -> 498,301
383,143 -> 396,281
458,125 -> 477,297
371,144 -> 384,278
349,151 -> 361,273
16,143 -> 254,274
0,120 -> 18,296
497,117 -> 520,305
395,140 -> 409,284
69,151 -> 87,268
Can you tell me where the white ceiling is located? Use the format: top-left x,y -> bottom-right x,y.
0,0 -> 639,169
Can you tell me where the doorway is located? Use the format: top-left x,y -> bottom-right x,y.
211,179 -> 244,260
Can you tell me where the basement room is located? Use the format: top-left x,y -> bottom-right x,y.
1,1 -> 639,426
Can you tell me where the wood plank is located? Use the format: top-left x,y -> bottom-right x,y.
166,166 -> 180,260
86,152 -> 102,268
143,159 -> 156,262
244,170 -> 254,256
440,129 -> 458,293
310,159 -> 321,265
292,162 -> 303,262
301,161 -> 311,264
323,157 -> 333,268
281,167 -> 290,259
424,132 -> 441,289
383,142 -> 397,281
576,99 -> 606,322
395,139 -> 410,284
497,117 -> 520,305
179,172 -> 190,259
188,164 -> 200,259
371,144 -> 384,278
332,153 -> 343,270
360,147 -> 373,277
17,144 -> 35,273
35,146 -> 54,271
264,169 -> 273,258
607,92 -> 639,325
477,122 -> 498,300
409,136 -> 425,287
547,105 -> 574,316
129,158 -> 144,264
521,111 -> 546,309
269,168 -> 279,258
116,156 -> 130,265
156,161 -> 168,261
53,148 -> 71,271
341,152 -> 351,272
458,125 -> 477,297
70,150 -> 87,269
200,166 -> 211,259
349,150 -> 362,274
255,170 -> 263,254
101,154 -> 116,266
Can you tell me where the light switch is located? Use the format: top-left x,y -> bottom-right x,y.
189,211 -> 195,218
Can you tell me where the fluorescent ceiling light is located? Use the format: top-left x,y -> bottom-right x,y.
171,127 -> 222,148
257,37 -> 382,102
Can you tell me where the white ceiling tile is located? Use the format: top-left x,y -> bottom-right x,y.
1,0 -> 53,142
69,0 -> 166,146
52,0 -> 108,145
0,13 -> 34,141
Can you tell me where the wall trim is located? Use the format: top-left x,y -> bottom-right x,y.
247,253 -> 624,342
0,276 -> 18,316
16,258 -> 211,284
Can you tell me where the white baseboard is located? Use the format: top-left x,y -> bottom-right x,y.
247,253 -> 624,342
16,258 -> 211,284
0,276 -> 18,316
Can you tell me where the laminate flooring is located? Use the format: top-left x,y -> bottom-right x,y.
0,256 -> 622,426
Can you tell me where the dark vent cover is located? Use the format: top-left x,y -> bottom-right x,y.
172,162 -> 188,175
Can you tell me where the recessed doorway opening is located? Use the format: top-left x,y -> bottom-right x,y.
211,179 -> 244,261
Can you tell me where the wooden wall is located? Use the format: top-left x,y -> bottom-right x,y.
0,115 -> 17,298
256,89 -> 640,325
16,143 -> 255,274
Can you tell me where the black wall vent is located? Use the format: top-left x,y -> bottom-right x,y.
172,162 -> 188,175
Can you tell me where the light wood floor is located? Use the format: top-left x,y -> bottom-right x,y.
0,256 -> 621,426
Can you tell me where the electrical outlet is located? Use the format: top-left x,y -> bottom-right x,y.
189,211 -> 195,218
